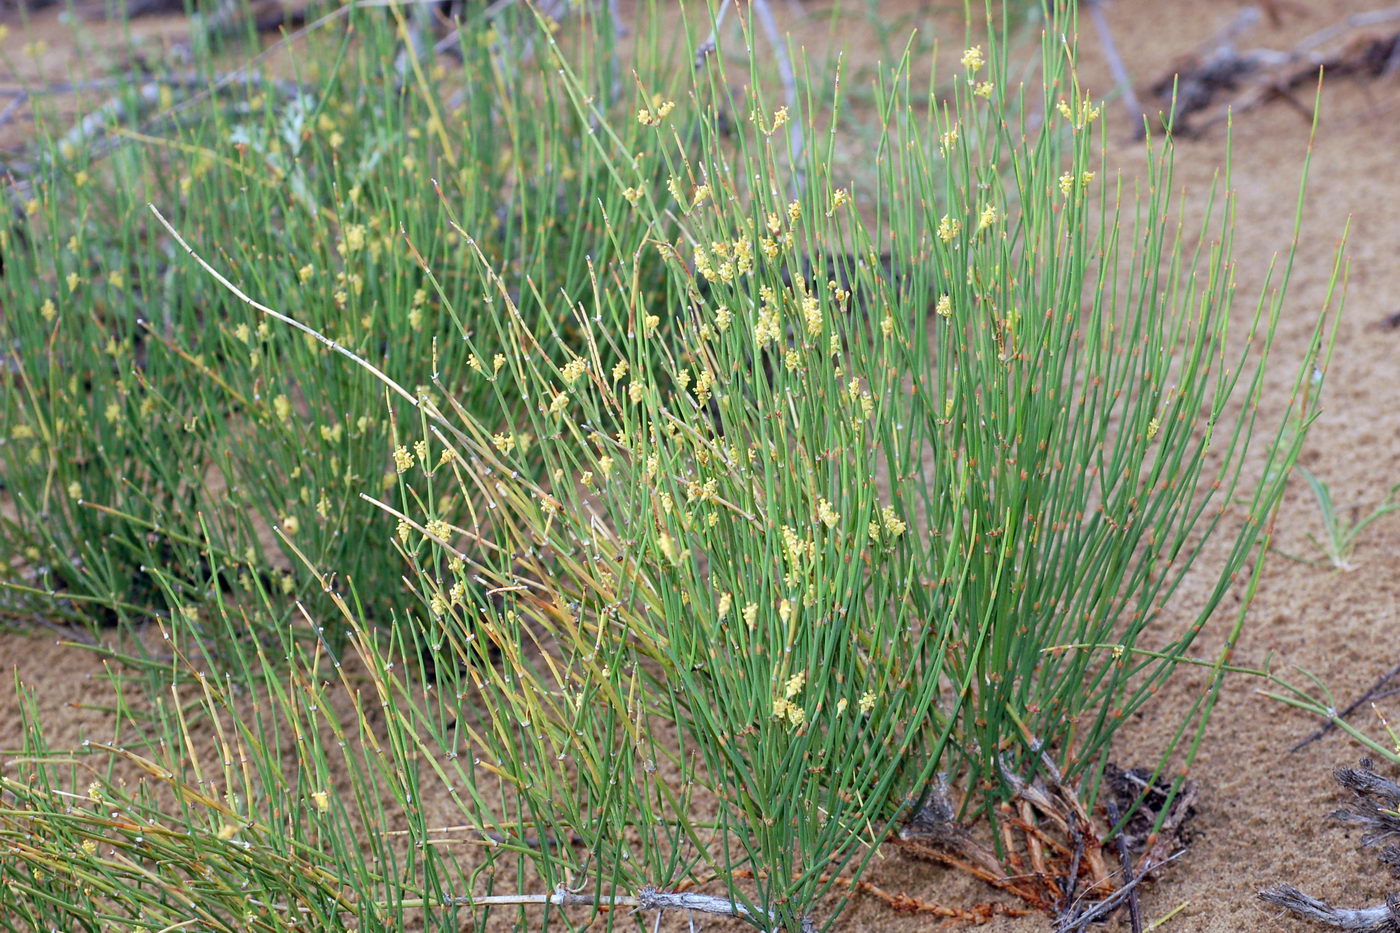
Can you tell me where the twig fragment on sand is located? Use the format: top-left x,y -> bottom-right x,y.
1106,800 -> 1143,933
1053,851 -> 1184,933
1292,660 -> 1400,752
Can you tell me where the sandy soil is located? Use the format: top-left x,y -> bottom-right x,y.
4,0 -> 1400,930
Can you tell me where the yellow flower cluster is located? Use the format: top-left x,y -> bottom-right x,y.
637,97 -> 675,127
561,358 -> 588,385
1058,171 -> 1096,197
771,667 -> 807,728
1057,96 -> 1102,130
868,506 -> 906,541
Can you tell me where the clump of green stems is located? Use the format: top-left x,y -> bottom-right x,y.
1278,467 -> 1400,571
0,0 -> 671,650
1,0 -> 1344,931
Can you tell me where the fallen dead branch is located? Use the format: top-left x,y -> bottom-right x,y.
1260,759 -> 1400,931
1149,5 -> 1400,136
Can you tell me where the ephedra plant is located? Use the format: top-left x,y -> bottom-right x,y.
2,1 -> 1342,930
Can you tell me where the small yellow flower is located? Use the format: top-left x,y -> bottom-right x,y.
282,514 -> 300,536
273,394 -> 292,422
817,498 -> 840,528
978,204 -> 998,231
341,223 -> 367,254
940,126 -> 958,152
743,602 -> 759,628
784,671 -> 806,698
802,294 -> 822,337
623,186 -> 642,204
217,824 -> 239,841
310,791 -> 330,812
858,691 -> 876,715
40,298 -> 57,321
67,272 -> 81,292
836,697 -> 849,715
24,198 -> 39,216
561,358 -> 588,384
1146,417 -> 1160,440
1059,173 -> 1075,197
961,46 -> 985,72
425,518 -> 451,540
717,592 -> 733,619
937,214 -> 961,243
298,264 -> 315,283
975,81 -> 995,99
786,200 -> 802,224
548,391 -> 569,414
67,482 -> 82,499
881,506 -> 906,537
392,445 -> 415,473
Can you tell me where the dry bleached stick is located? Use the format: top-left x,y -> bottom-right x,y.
441,884 -> 778,927
1260,761 -> 1400,931
1259,887 -> 1400,932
